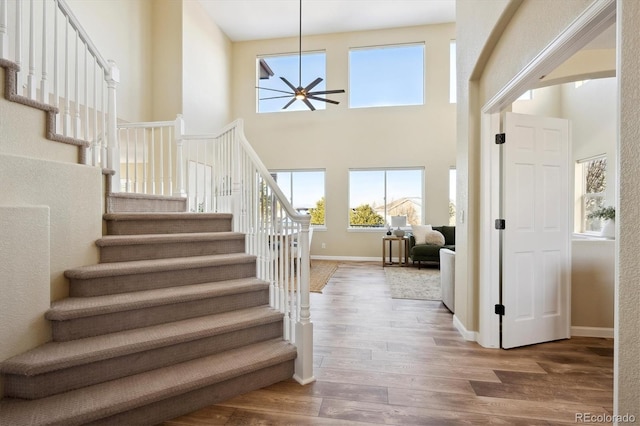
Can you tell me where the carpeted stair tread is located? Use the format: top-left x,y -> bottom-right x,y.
46,277 -> 268,321
103,212 -> 232,221
96,231 -> 245,247
0,306 -> 282,376
64,253 -> 254,279
0,339 -> 296,426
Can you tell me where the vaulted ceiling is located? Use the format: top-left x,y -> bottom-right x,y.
198,0 -> 456,42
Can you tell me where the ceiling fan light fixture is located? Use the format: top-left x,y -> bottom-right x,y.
256,0 -> 345,111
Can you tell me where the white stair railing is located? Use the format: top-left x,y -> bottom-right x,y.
179,119 -> 315,384
1,0 -> 119,179
117,117 -> 181,195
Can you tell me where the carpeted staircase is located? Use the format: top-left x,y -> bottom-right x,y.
0,201 -> 296,425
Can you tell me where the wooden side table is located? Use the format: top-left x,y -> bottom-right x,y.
382,236 -> 409,267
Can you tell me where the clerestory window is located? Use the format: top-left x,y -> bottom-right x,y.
349,43 -> 425,109
256,52 -> 327,113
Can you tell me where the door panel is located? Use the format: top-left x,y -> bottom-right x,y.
502,112 -> 570,349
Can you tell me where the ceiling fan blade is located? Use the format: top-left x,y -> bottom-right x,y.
280,77 -> 298,92
282,98 -> 297,110
256,86 -> 294,95
302,98 -> 316,111
303,77 -> 323,92
260,95 -> 295,100
307,95 -> 340,105
308,89 -> 346,95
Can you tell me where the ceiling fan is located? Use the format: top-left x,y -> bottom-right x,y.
256,0 -> 345,111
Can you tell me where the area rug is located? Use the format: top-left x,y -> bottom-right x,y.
310,260 -> 340,293
384,267 -> 441,300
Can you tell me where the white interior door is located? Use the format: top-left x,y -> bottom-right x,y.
501,112 -> 571,349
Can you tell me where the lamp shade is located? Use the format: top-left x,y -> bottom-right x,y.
391,216 -> 407,228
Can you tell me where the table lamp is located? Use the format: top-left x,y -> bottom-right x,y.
391,216 -> 407,237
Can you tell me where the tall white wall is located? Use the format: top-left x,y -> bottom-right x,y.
66,0 -> 154,122
182,1 -> 233,133
232,24 -> 456,259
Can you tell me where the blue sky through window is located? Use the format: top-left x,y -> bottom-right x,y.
258,52 -> 326,112
257,43 -> 426,112
273,170 -> 325,211
349,44 -> 424,108
349,169 -> 423,227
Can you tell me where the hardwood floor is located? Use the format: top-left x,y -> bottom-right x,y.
162,261 -> 614,425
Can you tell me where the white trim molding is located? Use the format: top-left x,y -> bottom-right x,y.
571,326 -> 614,339
453,315 -> 478,342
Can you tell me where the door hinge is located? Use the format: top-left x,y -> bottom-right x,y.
495,219 -> 506,230
495,133 -> 506,144
495,304 -> 505,316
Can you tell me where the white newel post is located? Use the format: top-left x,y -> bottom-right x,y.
174,114 -> 186,197
294,217 -> 315,385
106,60 -> 120,192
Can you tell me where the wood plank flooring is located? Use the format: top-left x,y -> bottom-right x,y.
162,261 -> 614,425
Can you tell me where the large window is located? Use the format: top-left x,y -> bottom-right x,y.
349,43 -> 424,108
257,52 -> 327,113
349,168 -> 423,228
576,156 -> 607,233
272,170 -> 326,226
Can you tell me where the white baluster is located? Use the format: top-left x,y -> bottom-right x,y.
83,44 -> 88,141
159,125 -> 164,195
133,127 -> 138,192
150,127 -> 155,194
0,0 -> 7,59
53,0 -> 58,110
27,0 -> 36,99
63,15 -> 70,135
106,60 -> 119,191
15,0 -> 22,94
73,34 -> 79,138
92,57 -> 98,166
39,0 -> 48,103
174,114 -> 185,196
167,126 -> 173,196
143,126 -> 148,193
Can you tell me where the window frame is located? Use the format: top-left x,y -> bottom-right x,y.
270,169 -> 327,228
575,155 -> 607,235
347,167 -> 425,231
256,51 -> 328,114
348,42 -> 426,109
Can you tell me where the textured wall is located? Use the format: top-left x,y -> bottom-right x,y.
616,0 -> 640,417
0,207 -> 51,361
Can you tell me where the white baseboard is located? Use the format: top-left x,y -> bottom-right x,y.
311,255 -> 379,262
453,315 -> 478,341
571,326 -> 614,338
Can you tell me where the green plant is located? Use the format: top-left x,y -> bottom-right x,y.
587,206 -> 615,221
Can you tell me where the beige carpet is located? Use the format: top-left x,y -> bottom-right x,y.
310,260 -> 339,293
385,267 -> 441,300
